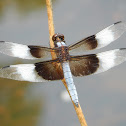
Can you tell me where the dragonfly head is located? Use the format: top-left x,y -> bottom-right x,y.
52,33 -> 65,46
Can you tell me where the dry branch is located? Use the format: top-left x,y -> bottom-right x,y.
46,0 -> 88,125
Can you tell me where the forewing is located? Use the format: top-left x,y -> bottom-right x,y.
0,59 -> 64,82
0,41 -> 57,59
69,21 -> 126,53
69,48 -> 126,76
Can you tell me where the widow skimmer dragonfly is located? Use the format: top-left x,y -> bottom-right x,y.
0,21 -> 126,107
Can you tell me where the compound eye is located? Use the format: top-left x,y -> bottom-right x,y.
52,34 -> 57,41
60,35 -> 64,41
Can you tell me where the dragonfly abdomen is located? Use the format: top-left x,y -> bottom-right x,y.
62,61 -> 79,107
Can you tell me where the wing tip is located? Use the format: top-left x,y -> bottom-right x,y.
114,21 -> 126,27
118,48 -> 126,55
2,66 -> 10,69
114,21 -> 122,25
120,48 -> 126,50
0,41 -> 5,43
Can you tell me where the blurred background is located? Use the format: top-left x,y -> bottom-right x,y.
0,0 -> 126,126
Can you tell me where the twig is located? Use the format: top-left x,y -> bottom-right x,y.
46,0 -> 88,126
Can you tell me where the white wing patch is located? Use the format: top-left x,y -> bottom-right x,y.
96,22 -> 126,49
0,42 -> 36,59
11,43 -> 34,59
96,25 -> 114,47
96,49 -> 126,74
0,64 -> 47,82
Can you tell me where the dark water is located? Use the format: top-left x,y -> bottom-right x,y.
0,0 -> 126,126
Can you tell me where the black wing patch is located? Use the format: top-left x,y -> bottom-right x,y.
35,60 -> 64,80
69,54 -> 99,76
28,45 -> 56,59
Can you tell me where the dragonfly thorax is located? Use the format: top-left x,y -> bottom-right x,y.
58,46 -> 70,62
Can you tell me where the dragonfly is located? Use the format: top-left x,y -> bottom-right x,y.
0,21 -> 126,107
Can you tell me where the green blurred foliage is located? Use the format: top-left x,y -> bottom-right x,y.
0,0 -> 56,17
0,79 -> 43,126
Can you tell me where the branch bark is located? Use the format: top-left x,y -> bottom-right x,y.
46,0 -> 88,125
